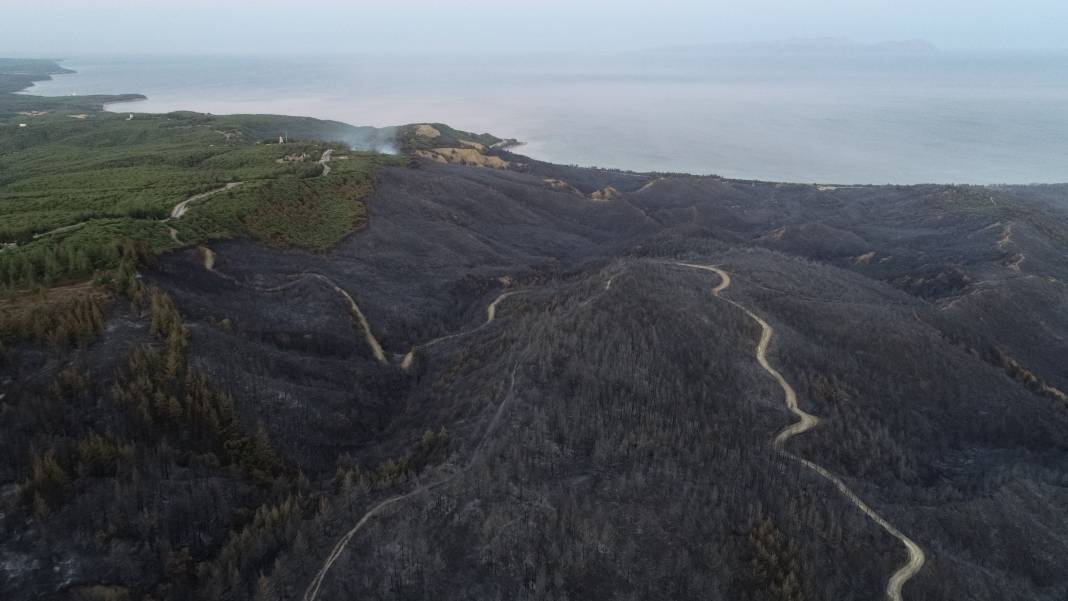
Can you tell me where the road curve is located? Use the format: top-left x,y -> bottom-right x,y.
673,261 -> 925,601
169,182 -> 243,219
198,250 -> 387,364
401,290 -> 518,370
485,290 -> 515,322
319,149 -> 333,177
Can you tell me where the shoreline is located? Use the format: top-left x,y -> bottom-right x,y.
7,58 -> 1068,187
7,61 -> 147,111
101,95 -> 149,110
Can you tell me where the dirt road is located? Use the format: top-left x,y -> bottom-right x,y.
169,182 -> 242,219
301,475 -> 452,601
306,273 -> 387,364
199,246 -> 216,271
636,177 -> 665,193
401,290 -> 517,370
674,261 -> 925,601
302,361 -> 523,601
198,249 -> 387,365
319,149 -> 333,177
484,290 -> 515,322
32,221 -> 86,240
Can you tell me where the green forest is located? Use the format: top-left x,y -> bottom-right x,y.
0,59 -> 403,293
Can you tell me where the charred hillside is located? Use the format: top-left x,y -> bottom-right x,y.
3,144 -> 1068,601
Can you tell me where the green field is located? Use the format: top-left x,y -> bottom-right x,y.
0,60 -> 405,291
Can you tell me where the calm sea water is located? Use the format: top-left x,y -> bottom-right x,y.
25,52 -> 1068,184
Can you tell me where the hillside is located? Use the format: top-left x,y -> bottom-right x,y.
2,61 -> 1068,601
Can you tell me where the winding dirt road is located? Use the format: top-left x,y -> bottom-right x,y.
302,361 -> 523,601
165,182 -> 244,245
169,182 -> 243,219
319,149 -> 333,177
401,290 -> 518,370
272,273 -> 387,365
308,273 -> 387,364
484,290 -> 515,322
674,261 -> 925,601
301,475 -> 453,601
199,250 -> 388,364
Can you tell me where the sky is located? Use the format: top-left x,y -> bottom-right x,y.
4,0 -> 1068,56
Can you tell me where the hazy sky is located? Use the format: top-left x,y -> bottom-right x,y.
5,0 -> 1068,56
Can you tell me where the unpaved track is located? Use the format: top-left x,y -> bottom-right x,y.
604,272 -> 619,291
319,149 -> 333,177
32,221 -> 86,240
484,290 -> 515,322
301,475 -> 453,601
636,177 -> 665,193
673,261 -> 925,601
199,249 -> 387,364
302,361 -> 523,601
306,273 -> 387,364
199,246 -> 216,271
401,290 -> 518,370
169,182 -> 242,219
578,268 -> 625,309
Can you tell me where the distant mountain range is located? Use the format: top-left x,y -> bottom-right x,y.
639,37 -> 937,55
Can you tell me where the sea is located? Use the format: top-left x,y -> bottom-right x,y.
23,51 -> 1068,185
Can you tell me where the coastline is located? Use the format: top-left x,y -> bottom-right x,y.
6,57 -> 1068,186
100,94 -> 149,110
4,61 -> 146,113
21,53 -> 1067,185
